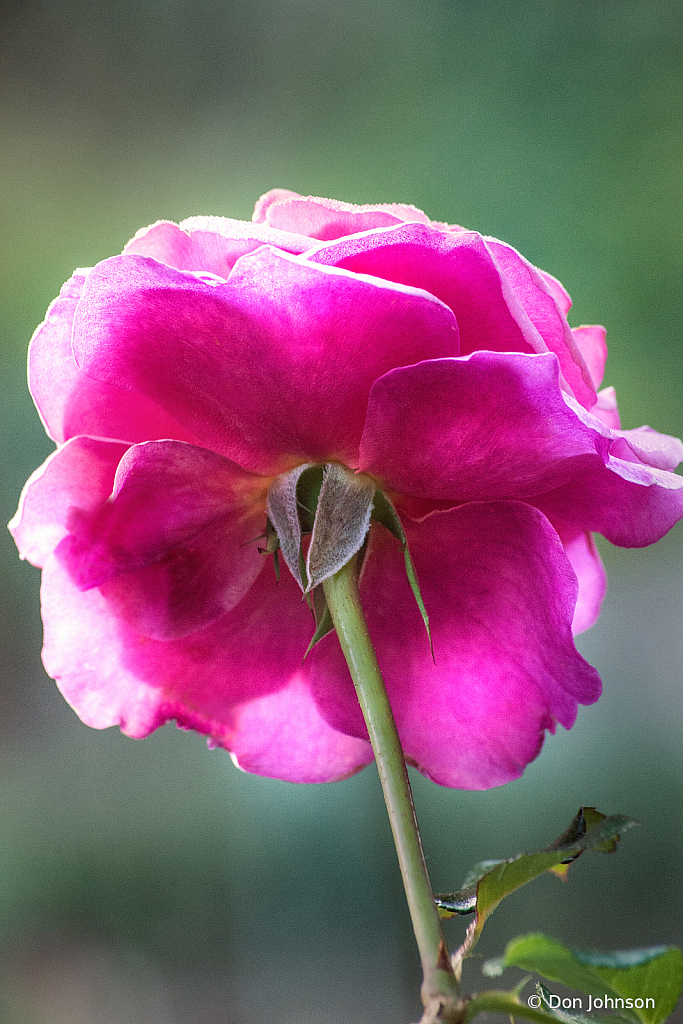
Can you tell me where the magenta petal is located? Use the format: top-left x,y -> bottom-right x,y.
28,271 -> 195,445
561,531 -> 607,635
360,352 -> 608,503
485,240 -> 596,409
590,386 -> 621,430
537,454 -> 683,548
308,223 -> 596,408
9,436 -> 129,568
307,502 -> 601,790
57,441 -> 268,639
123,217 -> 312,277
309,224 -> 537,357
539,270 -> 572,314
73,249 -> 459,473
40,551 -> 372,782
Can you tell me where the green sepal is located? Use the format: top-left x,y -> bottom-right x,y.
483,934 -> 682,1024
256,518 -> 281,581
371,489 -> 434,658
305,464 -> 375,591
435,808 -> 637,954
266,463 -> 317,589
303,586 -> 335,659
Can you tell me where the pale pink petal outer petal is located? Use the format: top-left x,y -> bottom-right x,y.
590,386 -> 621,429
617,425 -> 683,471
252,188 -> 302,223
40,551 -> 372,783
123,218 -> 312,277
359,352 -> 608,503
57,441 -> 268,640
28,272 -> 195,445
572,325 -> 608,389
307,503 -> 601,790
259,193 -> 432,240
539,270 -> 572,315
561,531 -> 607,635
9,436 -> 129,567
73,249 -> 459,474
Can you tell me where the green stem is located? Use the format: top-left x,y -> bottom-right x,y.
322,556 -> 460,1015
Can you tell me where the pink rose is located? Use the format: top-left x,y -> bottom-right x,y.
10,190 -> 683,789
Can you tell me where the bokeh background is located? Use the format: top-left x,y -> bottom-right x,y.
1,1 -> 683,1021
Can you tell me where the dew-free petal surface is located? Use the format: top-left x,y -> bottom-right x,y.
536,455 -> 683,548
308,224 -> 596,408
40,552 -> 372,783
360,352 -> 607,503
9,436 -> 129,567
57,441 -> 268,639
255,191 -> 431,240
560,531 -> 607,635
73,248 -> 459,474
307,502 -> 601,789
123,217 -> 312,277
309,224 -> 536,358
28,272 -> 194,445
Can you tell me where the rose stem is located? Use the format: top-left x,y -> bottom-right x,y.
322,554 -> 460,1015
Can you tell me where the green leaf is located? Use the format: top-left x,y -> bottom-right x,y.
435,808 -> 637,953
463,988 -> 609,1024
490,933 -> 682,1024
371,488 -> 433,657
533,982 -> 619,1024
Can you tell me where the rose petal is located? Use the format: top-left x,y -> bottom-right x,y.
485,240 -> 596,409
360,352 -> 608,503
572,325 -> 608,390
123,217 -> 312,277
40,550 -> 372,783
56,441 -> 268,639
308,224 -> 537,357
307,502 -> 601,790
9,436 -> 129,567
536,454 -> 683,548
590,386 -> 621,430
539,270 -> 572,315
29,271 -> 195,445
73,248 -> 459,474
617,425 -> 683,471
561,531 -> 607,635
252,188 -> 302,223
258,192 -> 432,240
309,224 -> 596,408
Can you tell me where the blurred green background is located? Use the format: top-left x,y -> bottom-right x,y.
1,1 -> 683,1021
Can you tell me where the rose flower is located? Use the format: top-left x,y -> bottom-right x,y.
10,190 -> 683,789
